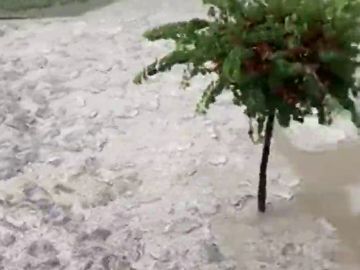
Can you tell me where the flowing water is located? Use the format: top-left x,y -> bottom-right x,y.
273,125 -> 360,266
0,0 -> 115,18
211,123 -> 360,269
1,0 -> 359,267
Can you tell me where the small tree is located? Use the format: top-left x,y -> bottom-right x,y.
134,0 -> 360,212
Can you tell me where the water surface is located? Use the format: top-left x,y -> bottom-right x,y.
212,125 -> 360,269
0,0 -> 115,18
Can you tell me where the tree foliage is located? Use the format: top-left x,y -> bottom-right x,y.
134,0 -> 360,139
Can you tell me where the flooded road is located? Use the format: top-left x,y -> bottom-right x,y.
0,0 -> 359,268
0,0 -> 115,18
274,125 -> 360,266
211,122 -> 360,269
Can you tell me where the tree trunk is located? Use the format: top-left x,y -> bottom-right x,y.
258,111 -> 275,212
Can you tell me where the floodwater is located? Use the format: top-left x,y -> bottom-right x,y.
0,0 -> 115,18
212,123 -> 360,269
273,125 -> 360,266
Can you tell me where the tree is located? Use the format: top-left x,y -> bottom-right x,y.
134,0 -> 360,212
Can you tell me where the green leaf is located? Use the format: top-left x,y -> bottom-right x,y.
271,59 -> 303,81
303,73 -> 323,104
338,96 -> 360,127
196,79 -> 226,113
203,0 -> 244,17
242,86 -> 267,117
319,50 -> 342,63
222,47 -> 245,83
277,106 -> 291,127
243,1 -> 266,22
327,59 -> 356,83
133,50 -> 191,84
144,19 -> 209,41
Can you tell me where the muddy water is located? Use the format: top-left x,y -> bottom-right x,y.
273,125 -> 360,266
211,123 -> 360,269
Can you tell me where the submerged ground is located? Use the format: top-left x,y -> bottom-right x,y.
0,0 -> 114,18
0,0 -> 359,269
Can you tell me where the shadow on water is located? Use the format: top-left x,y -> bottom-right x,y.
0,0 -> 116,19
